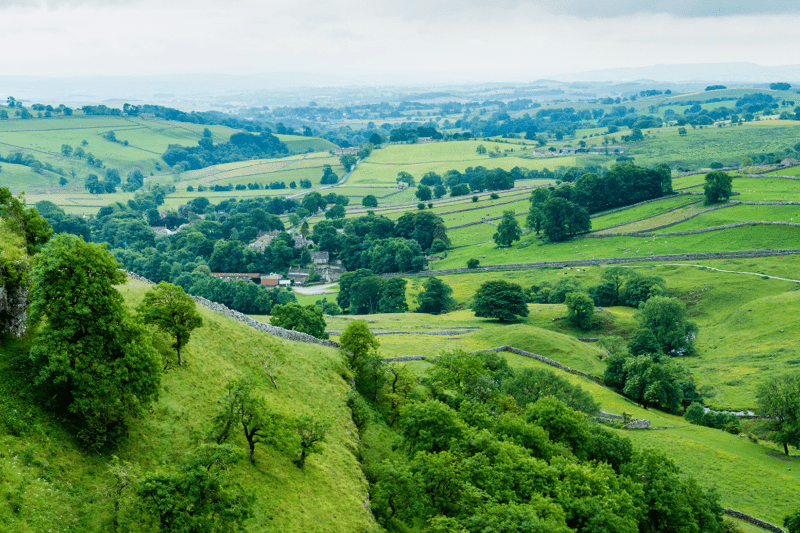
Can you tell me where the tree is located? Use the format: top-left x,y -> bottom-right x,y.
138,444 -> 251,532
397,171 -> 415,186
636,296 -> 698,357
340,319 -> 380,365
415,276 -> 456,314
786,507 -> 800,533
757,373 -> 800,455
61,144 -> 73,156
28,234 -> 161,450
362,194 -> 378,208
340,154 -> 357,172
295,415 -> 329,467
526,206 -> 544,235
379,277 -> 408,313
467,258 -> 479,269
325,204 -> 346,219
212,377 -> 289,464
525,397 -> 593,460
471,280 -> 529,321
493,210 -> 522,247
621,355 -> 684,412
433,184 -> 447,199
415,184 -> 432,201
565,291 -> 595,330
137,282 -> 203,366
270,302 -> 328,339
123,168 -> 144,192
476,144 -> 487,155
703,170 -> 733,204
0,187 -> 53,255
542,197 -> 591,242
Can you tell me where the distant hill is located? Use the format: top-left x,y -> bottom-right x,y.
553,62 -> 800,84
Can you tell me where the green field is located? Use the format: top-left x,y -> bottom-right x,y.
591,194 -> 702,231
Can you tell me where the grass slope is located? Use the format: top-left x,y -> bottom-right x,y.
0,279 -> 372,533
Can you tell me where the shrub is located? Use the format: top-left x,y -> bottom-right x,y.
467,258 -> 480,269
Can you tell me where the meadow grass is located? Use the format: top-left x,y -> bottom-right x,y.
663,204 -> 800,231
590,195 -> 701,231
0,280 -> 374,532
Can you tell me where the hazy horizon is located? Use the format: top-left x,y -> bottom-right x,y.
2,0 -> 800,81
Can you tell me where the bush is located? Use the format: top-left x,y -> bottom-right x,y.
417,202 -> 425,210
467,258 -> 480,269
472,195 -> 479,203
490,192 -> 499,199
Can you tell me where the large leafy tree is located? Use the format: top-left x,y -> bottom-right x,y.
493,210 -> 522,247
757,372 -> 800,455
138,281 -> 203,366
379,277 -> 408,313
564,291 -> 595,330
542,197 -> 591,242
269,302 -> 328,339
28,234 -> 161,450
471,280 -> 529,321
703,170 -> 733,204
636,296 -> 698,357
415,276 -> 456,315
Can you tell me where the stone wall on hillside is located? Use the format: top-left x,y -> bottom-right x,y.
624,420 -> 651,429
124,271 -> 340,349
581,221 -> 800,239
385,248 -> 800,278
591,199 -> 702,233
724,510 -> 786,533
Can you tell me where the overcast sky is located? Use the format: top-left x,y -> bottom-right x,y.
2,0 -> 799,81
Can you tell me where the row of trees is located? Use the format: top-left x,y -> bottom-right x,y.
162,131 -> 288,171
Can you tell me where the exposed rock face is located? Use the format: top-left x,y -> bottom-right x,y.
0,284 -> 28,337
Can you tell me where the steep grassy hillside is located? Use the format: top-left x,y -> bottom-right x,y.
0,279 -> 373,532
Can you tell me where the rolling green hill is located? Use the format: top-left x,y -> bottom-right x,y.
0,279 -> 373,533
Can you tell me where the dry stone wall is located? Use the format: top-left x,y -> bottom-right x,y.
389,249 -> 800,278
125,271 -> 340,349
581,221 -> 800,239
723,510 -> 786,533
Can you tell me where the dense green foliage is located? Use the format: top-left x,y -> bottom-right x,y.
704,170 -> 734,204
493,210 -> 522,247
416,276 -> 457,315
471,280 -> 529,321
359,349 -> 725,533
269,302 -> 329,339
28,234 -> 162,450
162,132 -> 288,171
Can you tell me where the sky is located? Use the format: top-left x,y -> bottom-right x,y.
1,0 -> 799,81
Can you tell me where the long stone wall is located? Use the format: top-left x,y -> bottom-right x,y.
591,198 -> 702,233
724,510 -> 786,533
581,221 -> 800,239
589,194 -> 686,219
125,271 -> 340,349
387,248 -> 800,278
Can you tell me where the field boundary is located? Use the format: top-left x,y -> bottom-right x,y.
124,271 -> 340,348
383,249 -> 800,277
